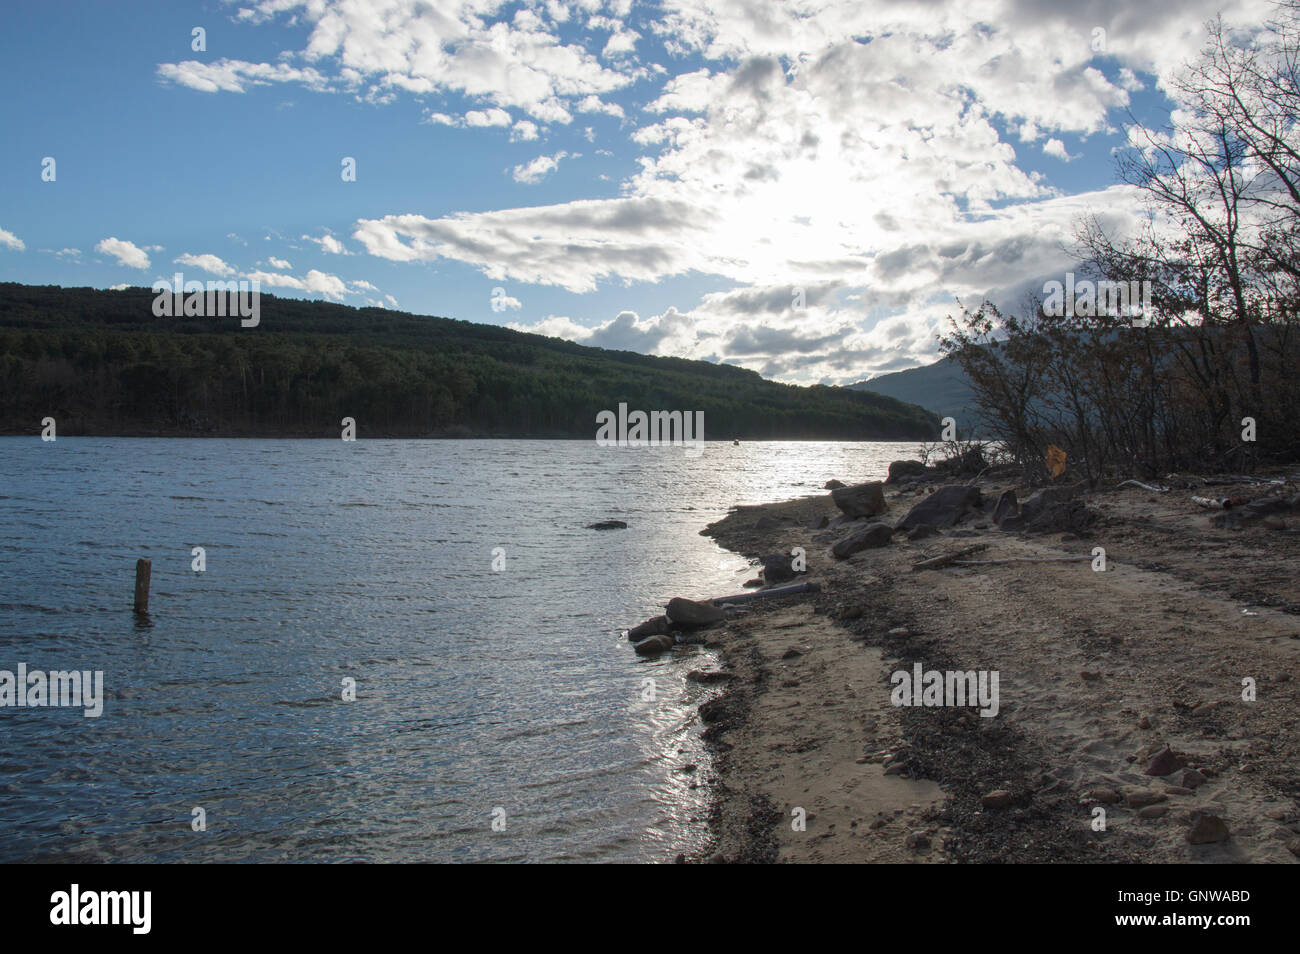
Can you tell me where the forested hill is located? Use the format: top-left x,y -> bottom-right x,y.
0,283 -> 939,439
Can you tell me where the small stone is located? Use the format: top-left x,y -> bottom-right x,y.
633,634 -> 675,656
1180,769 -> 1208,789
1083,787 -> 1121,804
1138,714 -> 1155,729
904,830 -> 931,851
887,626 -> 909,637
1081,669 -> 1102,682
1126,788 -> 1167,809
1137,805 -> 1170,820
1186,813 -> 1230,845
1145,746 -> 1186,777
685,670 -> 732,684
981,790 -> 1014,809
781,647 -> 803,660
1287,838 -> 1300,858
1162,785 -> 1194,796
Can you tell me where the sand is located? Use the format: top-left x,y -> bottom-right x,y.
680,475 -> 1300,863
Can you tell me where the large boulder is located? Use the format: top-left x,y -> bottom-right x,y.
895,485 -> 982,531
823,479 -> 846,490
666,596 -> 725,628
886,460 -> 927,483
761,552 -> 798,583
831,521 -> 894,558
831,481 -> 887,519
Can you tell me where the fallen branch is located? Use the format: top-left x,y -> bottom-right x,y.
951,555 -> 1094,566
711,581 -> 821,605
1117,479 -> 1169,493
911,544 -> 988,571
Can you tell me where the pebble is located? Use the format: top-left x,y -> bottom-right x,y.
981,790 -> 1014,809
1083,787 -> 1121,804
1137,805 -> 1170,820
1186,813 -> 1230,845
1126,788 -> 1168,809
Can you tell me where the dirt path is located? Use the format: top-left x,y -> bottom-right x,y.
689,480 -> 1300,863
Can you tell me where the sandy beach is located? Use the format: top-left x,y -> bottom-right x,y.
679,472 -> 1300,863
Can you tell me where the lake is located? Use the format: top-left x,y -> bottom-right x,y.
0,438 -> 914,862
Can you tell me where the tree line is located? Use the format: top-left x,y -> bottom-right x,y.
0,283 -> 938,440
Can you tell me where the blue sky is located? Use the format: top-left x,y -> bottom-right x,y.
0,0 -> 1274,382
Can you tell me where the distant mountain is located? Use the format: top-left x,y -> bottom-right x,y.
848,357 -> 980,433
0,282 -> 939,440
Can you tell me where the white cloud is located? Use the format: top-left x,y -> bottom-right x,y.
266,256 -> 293,269
174,252 -> 235,276
511,150 -> 570,183
169,1 -> 637,122
511,120 -> 540,141
95,237 -> 150,269
0,227 -> 26,251
157,58 -> 331,94
1043,138 -> 1078,162
302,233 -> 348,255
242,267 -> 351,300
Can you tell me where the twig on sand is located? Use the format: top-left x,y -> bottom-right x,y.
950,555 -> 1094,566
911,544 -> 988,571
1117,479 -> 1169,493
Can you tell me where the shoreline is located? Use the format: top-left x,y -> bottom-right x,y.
680,469 -> 1300,863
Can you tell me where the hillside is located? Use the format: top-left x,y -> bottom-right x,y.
0,283 -> 939,440
849,357 -> 979,433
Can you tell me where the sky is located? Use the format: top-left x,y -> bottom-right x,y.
0,0 -> 1280,383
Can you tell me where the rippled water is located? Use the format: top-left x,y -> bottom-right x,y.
0,438 -> 913,862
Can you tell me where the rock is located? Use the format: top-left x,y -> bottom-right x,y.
781,647 -> 803,660
896,485 -> 983,531
904,830 -> 931,851
1083,787 -> 1121,804
1138,805 -> 1170,820
587,519 -> 627,530
1180,769 -> 1208,789
1144,746 -> 1186,777
887,460 -> 927,483
698,697 -> 735,724
906,523 -> 940,541
1287,838 -> 1300,858
1138,714 -> 1156,729
626,615 -> 670,641
823,479 -> 846,490
886,626 -> 910,637
991,489 -> 1019,526
686,670 -> 732,684
1163,786 -> 1194,796
831,521 -> 894,558
1002,486 -> 1093,533
1126,788 -> 1167,809
633,634 -> 675,656
761,552 -> 798,583
981,790 -> 1014,809
666,596 -> 725,628
831,481 -> 888,518
809,514 -> 830,530
1186,813 -> 1230,845
753,514 -> 781,531
1081,669 -> 1102,682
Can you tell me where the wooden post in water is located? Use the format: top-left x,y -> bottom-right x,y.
133,558 -> 151,614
